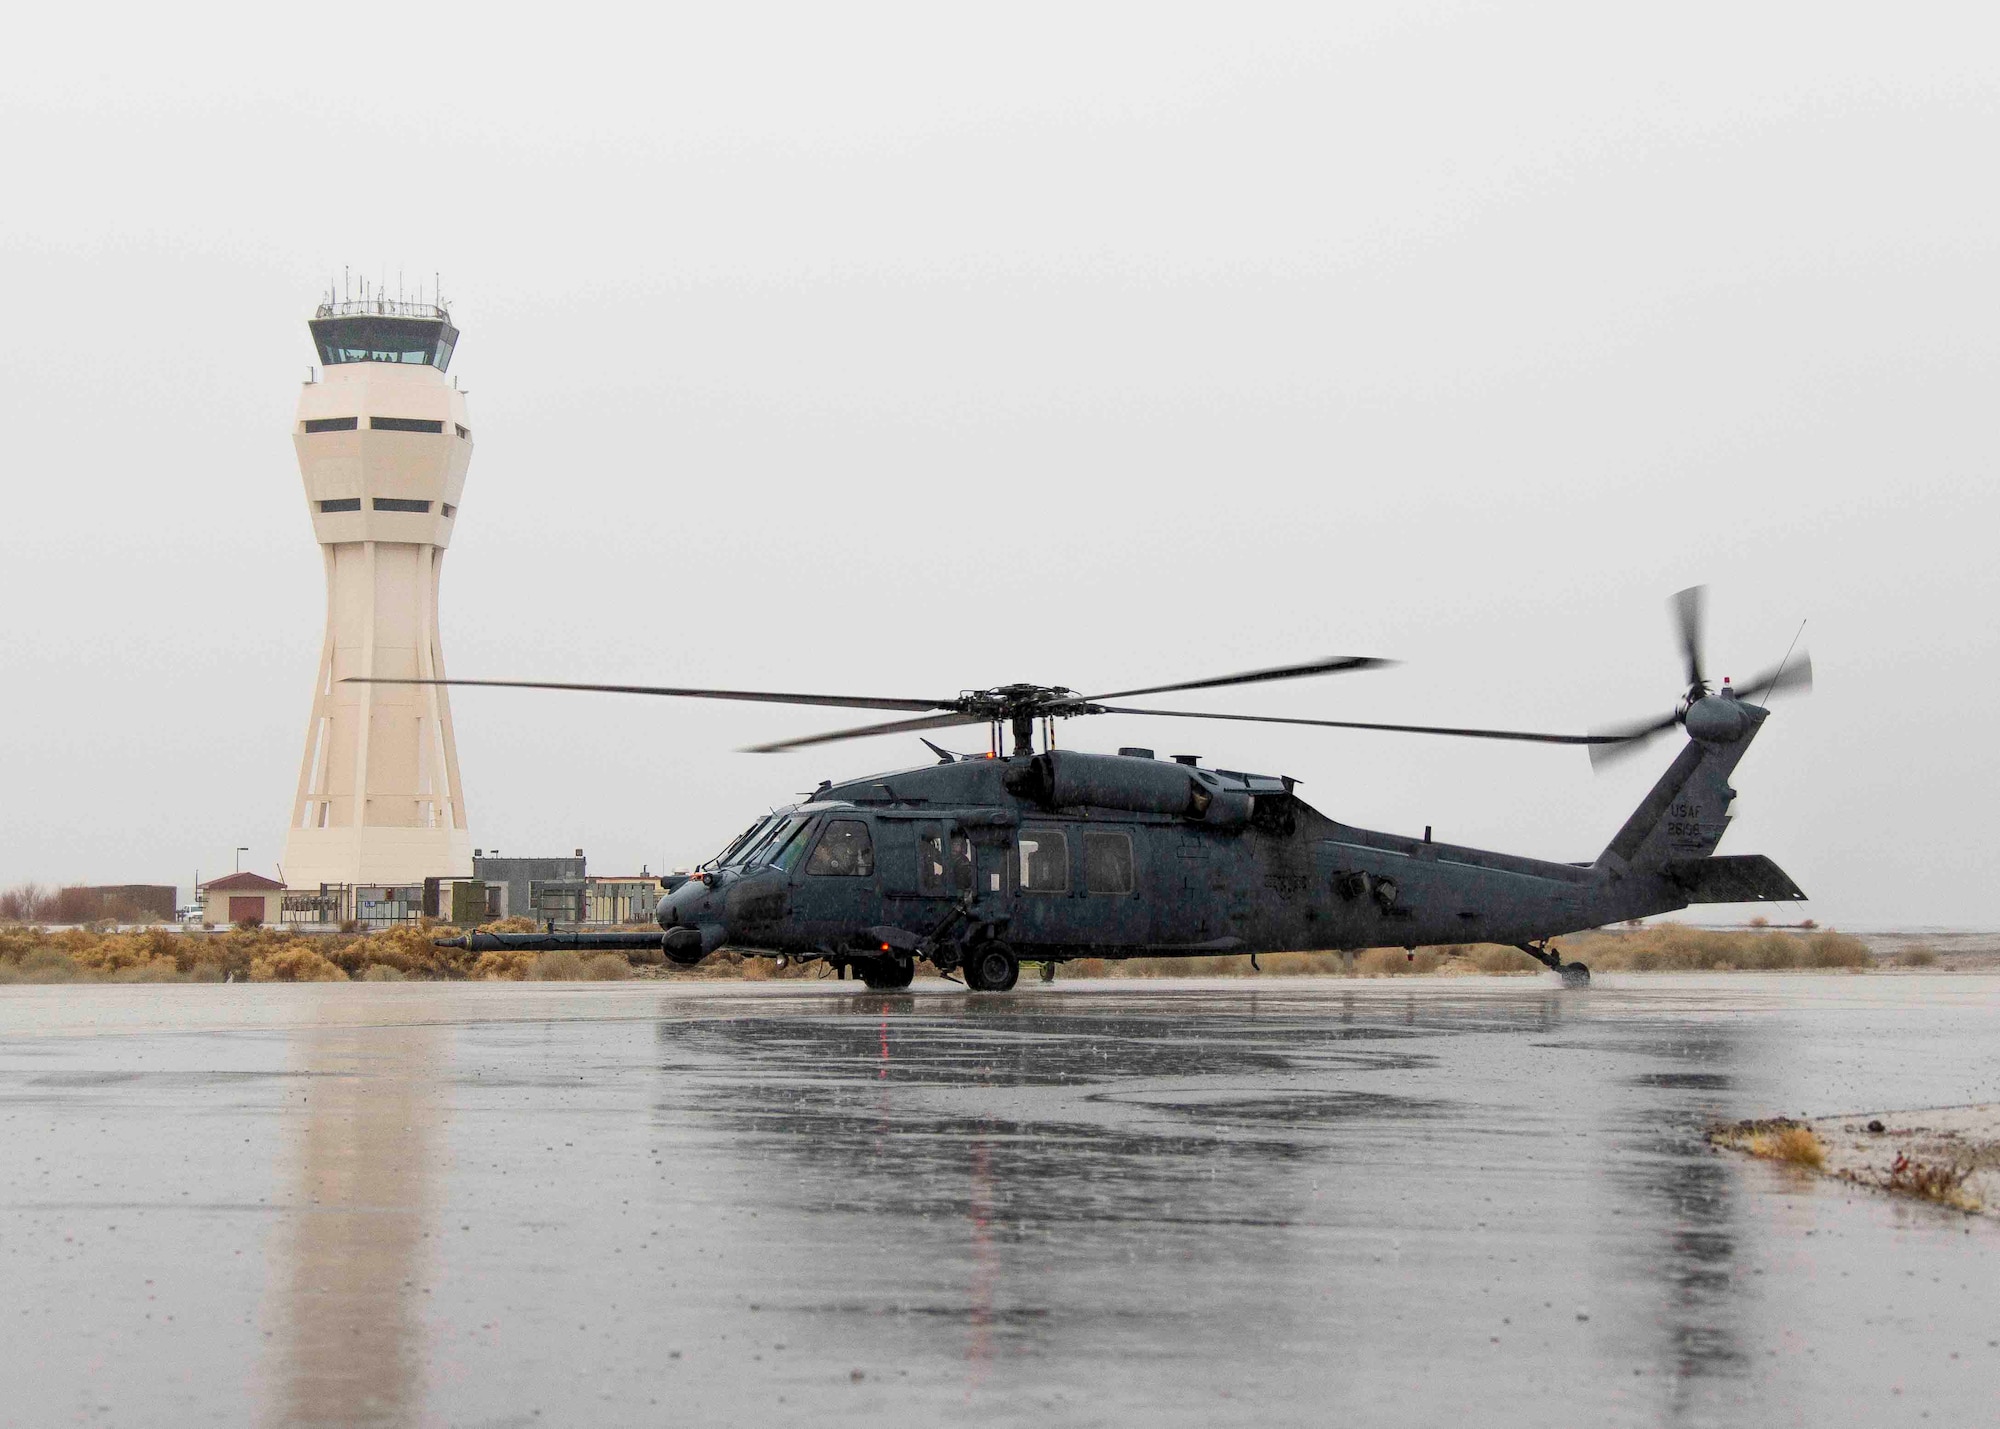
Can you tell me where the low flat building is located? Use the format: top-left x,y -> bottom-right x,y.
587,876 -> 663,926
472,853 -> 584,923
53,885 -> 178,922
199,873 -> 287,927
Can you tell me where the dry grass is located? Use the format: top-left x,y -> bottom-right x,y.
0,922 -> 575,984
1711,1119 -> 1827,1168
1886,1153 -> 1981,1211
1754,1125 -> 1827,1168
0,920 -> 1878,985
1565,925 -> 1870,972
1895,946 -> 1940,968
1062,945 -> 1546,978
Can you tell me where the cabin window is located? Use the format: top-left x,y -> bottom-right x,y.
806,819 -> 874,877
918,824 -> 945,893
1083,831 -> 1135,895
1017,829 -> 1069,892
918,825 -> 975,894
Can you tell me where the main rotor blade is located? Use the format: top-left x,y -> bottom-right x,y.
1086,655 -> 1394,703
1092,705 -> 1616,745
1670,585 -> 1707,693
1584,711 -> 1682,769
740,711 -> 989,755
342,677 -> 948,714
1733,650 -> 1813,704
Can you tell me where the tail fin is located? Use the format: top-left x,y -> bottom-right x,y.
1597,703 -> 1770,874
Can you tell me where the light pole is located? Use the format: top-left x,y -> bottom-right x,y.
235,847 -> 249,874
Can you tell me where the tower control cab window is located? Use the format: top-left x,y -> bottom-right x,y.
805,820 -> 874,877
1083,831 -> 1135,894
309,313 -> 459,371
1017,830 -> 1069,892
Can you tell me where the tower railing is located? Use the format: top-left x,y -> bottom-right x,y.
314,298 -> 452,322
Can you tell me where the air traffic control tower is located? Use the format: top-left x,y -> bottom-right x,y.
281,296 -> 474,889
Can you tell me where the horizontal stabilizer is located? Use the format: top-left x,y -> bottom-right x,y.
1663,854 -> 1806,904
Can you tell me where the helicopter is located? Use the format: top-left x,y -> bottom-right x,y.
391,587 -> 1811,991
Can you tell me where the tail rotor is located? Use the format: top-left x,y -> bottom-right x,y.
1588,586 -> 1811,769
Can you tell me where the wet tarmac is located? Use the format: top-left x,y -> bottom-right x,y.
5,974 -> 1999,1428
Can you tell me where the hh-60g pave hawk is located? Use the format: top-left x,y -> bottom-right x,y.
376,587 -> 1811,991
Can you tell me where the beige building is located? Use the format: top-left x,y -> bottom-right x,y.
200,871 -> 287,927
281,297 -> 475,889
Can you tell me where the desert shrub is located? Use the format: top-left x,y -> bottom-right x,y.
1887,1153 -> 1980,1210
1571,925 -> 1869,972
1896,946 -> 1940,968
477,916 -> 538,934
114,961 -> 188,983
529,950 -> 586,981
248,946 -> 349,982
472,947 -> 539,980
361,964 -> 409,982
1713,1118 -> 1826,1168
17,947 -> 81,982
1755,1125 -> 1826,1168
60,927 -> 189,979
1467,945 -> 1544,973
330,924 -> 473,980
1352,947 -> 1448,976
580,953 -> 632,981
1049,946 -> 1538,979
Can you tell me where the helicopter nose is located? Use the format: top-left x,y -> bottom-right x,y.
657,880 -> 713,931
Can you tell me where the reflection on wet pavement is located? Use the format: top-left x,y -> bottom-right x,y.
258,1017 -> 441,1428
3,976 -> 1998,1427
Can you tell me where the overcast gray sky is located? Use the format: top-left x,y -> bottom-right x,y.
2,3 -> 1995,928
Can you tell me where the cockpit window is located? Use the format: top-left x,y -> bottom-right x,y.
805,819 -> 874,877
768,817 -> 817,871
714,816 -> 776,868
740,814 -> 810,867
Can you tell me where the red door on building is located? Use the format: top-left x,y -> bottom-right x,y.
228,896 -> 264,925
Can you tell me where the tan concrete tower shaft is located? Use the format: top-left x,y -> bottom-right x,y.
281,305 -> 473,889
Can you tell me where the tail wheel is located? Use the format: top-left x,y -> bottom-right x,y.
965,942 -> 1019,993
859,957 -> 914,990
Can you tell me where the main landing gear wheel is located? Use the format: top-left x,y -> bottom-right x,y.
858,957 -> 915,991
1514,942 -> 1590,987
964,942 -> 1020,993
